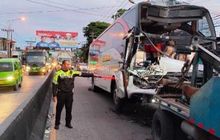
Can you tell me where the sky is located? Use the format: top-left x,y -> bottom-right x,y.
0,0 -> 219,48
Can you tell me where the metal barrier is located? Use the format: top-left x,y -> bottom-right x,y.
0,72 -> 53,140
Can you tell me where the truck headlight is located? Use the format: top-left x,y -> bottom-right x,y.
7,76 -> 15,81
26,66 -> 31,72
41,67 -> 46,72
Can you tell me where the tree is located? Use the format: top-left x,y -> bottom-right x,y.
83,21 -> 110,46
82,21 -> 110,62
111,9 -> 127,20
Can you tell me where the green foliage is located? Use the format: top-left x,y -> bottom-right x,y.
79,44 -> 89,63
81,21 -> 110,62
111,9 -> 127,20
83,21 -> 110,46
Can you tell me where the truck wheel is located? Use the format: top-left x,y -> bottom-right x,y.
152,109 -> 174,140
91,77 -> 99,92
112,84 -> 125,112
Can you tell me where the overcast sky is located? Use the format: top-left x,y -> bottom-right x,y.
0,0 -> 219,48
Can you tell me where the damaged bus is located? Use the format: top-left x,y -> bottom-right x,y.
88,0 -> 217,111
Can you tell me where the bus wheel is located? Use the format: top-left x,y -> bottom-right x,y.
152,109 -> 174,140
112,84 -> 124,112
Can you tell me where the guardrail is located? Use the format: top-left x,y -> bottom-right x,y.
0,72 -> 53,140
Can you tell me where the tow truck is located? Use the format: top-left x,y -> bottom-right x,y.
152,39 -> 220,140
149,3 -> 220,140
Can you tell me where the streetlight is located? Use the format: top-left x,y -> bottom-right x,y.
1,16 -> 27,57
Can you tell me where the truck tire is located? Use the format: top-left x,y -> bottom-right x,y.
152,109 -> 174,140
112,84 -> 125,112
91,77 -> 99,92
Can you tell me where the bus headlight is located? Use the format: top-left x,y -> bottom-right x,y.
7,76 -> 15,81
151,98 -> 158,103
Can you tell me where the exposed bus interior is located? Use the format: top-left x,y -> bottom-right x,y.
126,3 -> 217,97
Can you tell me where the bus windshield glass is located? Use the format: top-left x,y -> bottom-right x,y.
26,56 -> 46,64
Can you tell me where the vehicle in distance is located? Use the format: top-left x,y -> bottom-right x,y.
0,58 -> 23,91
25,50 -> 49,75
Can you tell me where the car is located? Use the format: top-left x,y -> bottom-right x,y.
0,58 -> 23,91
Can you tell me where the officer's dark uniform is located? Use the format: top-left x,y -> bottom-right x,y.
52,69 -> 93,128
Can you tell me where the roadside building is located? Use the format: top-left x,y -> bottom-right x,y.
0,37 -> 16,50
0,37 -> 7,50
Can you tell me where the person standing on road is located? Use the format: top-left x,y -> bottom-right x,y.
52,60 -> 95,130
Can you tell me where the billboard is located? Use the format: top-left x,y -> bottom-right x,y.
35,30 -> 78,49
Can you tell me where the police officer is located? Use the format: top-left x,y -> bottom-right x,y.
52,60 -> 94,129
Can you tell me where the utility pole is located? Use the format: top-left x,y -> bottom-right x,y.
1,17 -> 26,58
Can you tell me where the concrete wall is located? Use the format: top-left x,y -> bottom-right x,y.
0,72 -> 53,140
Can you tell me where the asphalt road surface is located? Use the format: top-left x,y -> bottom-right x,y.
54,78 -> 153,140
0,74 -> 49,124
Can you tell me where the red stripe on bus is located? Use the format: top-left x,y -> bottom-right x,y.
208,129 -> 216,135
198,123 -> 204,129
188,118 -> 195,124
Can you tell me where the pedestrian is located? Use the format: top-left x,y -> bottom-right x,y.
52,60 -> 95,130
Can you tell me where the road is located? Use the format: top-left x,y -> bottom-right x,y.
54,78 -> 153,140
0,74 -> 49,124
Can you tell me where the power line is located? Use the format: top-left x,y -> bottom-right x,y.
106,0 -> 128,20
37,0 -> 121,11
26,0 -> 107,17
0,5 -> 121,17
100,0 -> 128,22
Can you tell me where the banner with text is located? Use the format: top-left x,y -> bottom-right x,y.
35,30 -> 78,49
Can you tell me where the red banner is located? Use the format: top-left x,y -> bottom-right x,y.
36,30 -> 78,38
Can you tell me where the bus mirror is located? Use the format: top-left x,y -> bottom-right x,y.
118,61 -> 124,64
118,61 -> 125,67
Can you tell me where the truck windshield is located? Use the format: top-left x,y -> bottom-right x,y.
198,16 -> 212,37
26,56 -> 46,64
0,62 -> 13,72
